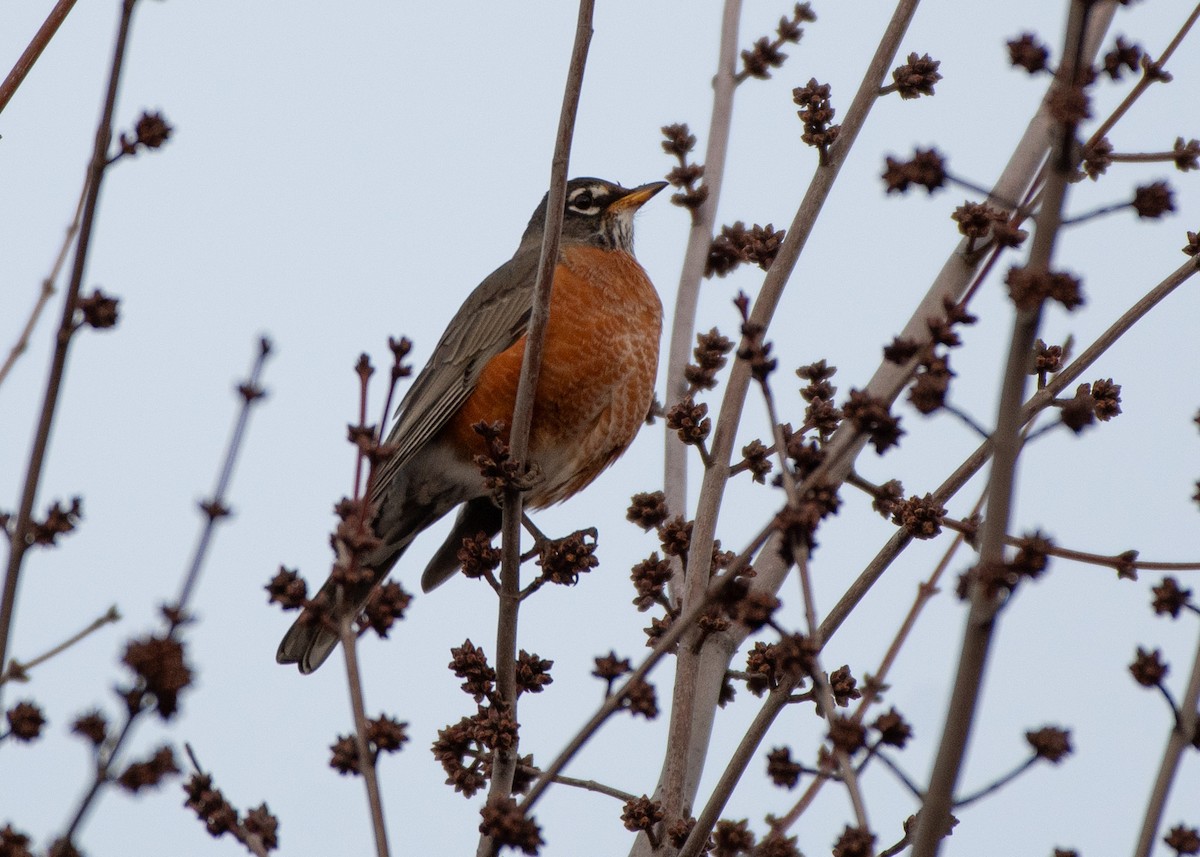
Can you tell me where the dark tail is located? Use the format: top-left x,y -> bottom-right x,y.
420,497 -> 503,593
275,543 -> 408,674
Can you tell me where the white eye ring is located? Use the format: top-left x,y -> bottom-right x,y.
568,185 -> 605,215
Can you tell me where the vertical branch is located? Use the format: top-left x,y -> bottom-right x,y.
1133,628 -> 1200,857
657,0 -> 924,828
340,616 -> 390,857
0,0 -> 138,695
662,0 -> 742,545
479,2 -> 594,851
0,0 -> 81,114
910,3 -> 1090,854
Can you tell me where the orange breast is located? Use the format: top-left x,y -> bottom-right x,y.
441,244 -> 662,507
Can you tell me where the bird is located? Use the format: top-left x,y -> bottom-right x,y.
277,177 -> 667,673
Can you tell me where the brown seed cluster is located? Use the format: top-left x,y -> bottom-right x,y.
122,635 -> 193,720
740,439 -> 773,484
793,78 -> 840,158
737,3 -> 814,81
766,746 -> 804,789
1132,181 -> 1176,219
1082,137 -> 1114,180
117,110 -> 173,158
713,819 -> 756,855
478,799 -> 543,855
630,552 -> 672,611
116,745 -> 178,793
1007,33 -> 1050,74
75,289 -> 120,330
873,707 -> 913,748
797,360 -> 842,440
515,650 -> 554,696
71,710 -> 108,746
832,825 -> 876,857
891,494 -> 947,539
1058,379 -> 1122,433
1005,266 -> 1084,311
706,222 -> 786,278
1025,726 -> 1073,763
457,531 -> 502,580
361,580 -> 412,637
329,715 -> 409,776
951,202 -> 1027,254
627,491 -> 669,530
1164,825 -> 1200,855
890,52 -> 942,99
5,701 -> 45,742
184,772 -> 280,851
536,528 -> 599,586
882,148 -> 946,195
685,328 -> 734,391
1130,647 -> 1169,687
829,665 -> 862,707
620,795 -> 665,832
661,123 -> 708,215
842,390 -> 904,454
667,397 -> 711,446
1102,36 -> 1143,80
1151,576 -> 1193,618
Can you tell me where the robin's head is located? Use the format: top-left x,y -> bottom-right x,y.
521,177 -> 667,253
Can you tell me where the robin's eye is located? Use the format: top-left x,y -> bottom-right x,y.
570,190 -> 594,211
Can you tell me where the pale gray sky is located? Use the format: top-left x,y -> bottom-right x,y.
2,2 -> 1198,856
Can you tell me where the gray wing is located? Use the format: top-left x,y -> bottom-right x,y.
369,247 -> 541,505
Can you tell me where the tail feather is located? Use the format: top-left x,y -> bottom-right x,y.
421,498 -> 503,593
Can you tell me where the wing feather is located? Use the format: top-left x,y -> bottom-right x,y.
369,247 -> 541,504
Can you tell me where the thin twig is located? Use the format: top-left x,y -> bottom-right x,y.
0,0 -> 140,705
1084,2 -> 1200,147
770,496 -> 982,836
1133,626 -> 1200,857
952,755 -> 1037,809
0,181 -> 88,390
0,604 -> 120,685
340,615 -> 390,857
56,337 -> 271,849
176,337 -> 271,609
0,0 -> 81,114
183,745 -> 271,857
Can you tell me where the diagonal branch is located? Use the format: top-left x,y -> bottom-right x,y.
0,0 -> 81,114
0,0 -> 140,703
911,3 -> 1091,853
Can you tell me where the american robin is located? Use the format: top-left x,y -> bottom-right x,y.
278,177 -> 667,673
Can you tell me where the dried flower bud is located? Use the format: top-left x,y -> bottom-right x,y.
1132,181 -> 1175,219
620,796 -> 665,832
1008,33 -> 1050,73
478,798 -> 543,855
5,701 -> 46,742
832,825 -> 876,857
882,148 -> 946,194
265,567 -> 308,610
1130,647 -> 1168,687
1025,726 -> 1073,763
890,52 -> 942,99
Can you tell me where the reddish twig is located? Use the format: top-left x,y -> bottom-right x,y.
0,0 -> 81,114
0,0 -> 139,700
